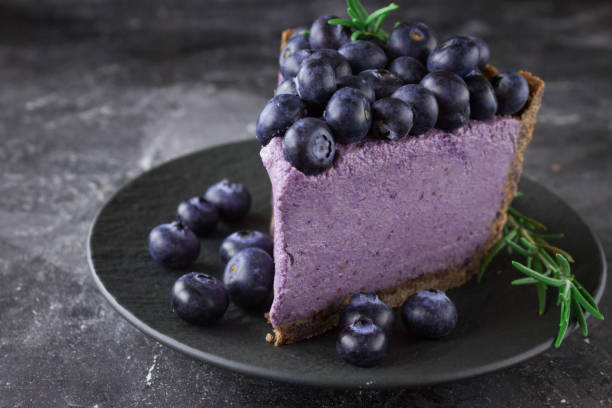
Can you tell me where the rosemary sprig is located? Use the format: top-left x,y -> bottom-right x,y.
328,0 -> 399,42
478,194 -> 604,347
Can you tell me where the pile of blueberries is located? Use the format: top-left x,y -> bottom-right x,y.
148,180 -> 276,325
256,17 -> 530,175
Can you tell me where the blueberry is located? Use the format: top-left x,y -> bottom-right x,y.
170,272 -> 229,325
290,26 -> 310,39
256,94 -> 307,146
388,56 -> 427,84
204,180 -> 251,222
335,75 -> 376,103
464,74 -> 498,120
467,36 -> 490,69
323,87 -> 372,144
220,230 -> 274,264
421,71 -> 470,131
491,71 -> 529,115
338,40 -> 387,73
309,15 -> 350,50
279,48 -> 315,79
223,248 -> 274,310
176,196 -> 219,236
358,69 -> 403,100
283,118 -> 336,175
401,289 -> 458,339
387,22 -> 437,62
340,293 -> 395,335
392,84 -> 438,135
336,316 -> 388,367
371,97 -> 413,141
148,221 -> 200,269
296,58 -> 336,107
427,36 -> 480,77
279,35 -> 311,78
305,49 -> 352,79
275,79 -> 298,96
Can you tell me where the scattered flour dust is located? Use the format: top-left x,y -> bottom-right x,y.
145,354 -> 159,387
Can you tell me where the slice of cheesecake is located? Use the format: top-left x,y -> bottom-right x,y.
262,30 -> 544,346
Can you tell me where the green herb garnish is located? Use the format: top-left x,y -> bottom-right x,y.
328,0 -> 399,42
478,194 -> 604,347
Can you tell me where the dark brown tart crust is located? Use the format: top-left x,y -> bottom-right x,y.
266,30 -> 545,346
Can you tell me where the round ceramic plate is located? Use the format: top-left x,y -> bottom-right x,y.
88,140 -> 606,389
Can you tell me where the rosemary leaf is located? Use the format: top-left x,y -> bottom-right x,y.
511,261 -> 565,287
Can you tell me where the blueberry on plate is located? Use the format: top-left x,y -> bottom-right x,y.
296,58 -> 336,107
491,71 -> 529,115
391,84 -> 438,135
467,36 -> 490,69
371,97 -> 413,141
204,180 -> 251,222
336,316 -> 388,367
223,248 -> 274,310
421,71 -> 471,131
338,40 -> 388,73
464,74 -> 498,120
176,196 -> 219,236
290,26 -> 310,39
340,293 -> 395,335
401,289 -> 458,339
279,48 -> 315,80
275,78 -> 298,96
256,94 -> 307,146
335,75 -> 376,103
219,230 -> 274,264
170,272 -> 229,325
427,36 -> 480,77
148,221 -> 200,269
358,69 -> 403,100
305,49 -> 352,79
283,118 -> 336,175
309,15 -> 350,50
388,56 -> 427,84
387,22 -> 437,62
279,34 -> 311,79
323,87 -> 372,144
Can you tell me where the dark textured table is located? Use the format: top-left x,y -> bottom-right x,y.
1,0 -> 610,406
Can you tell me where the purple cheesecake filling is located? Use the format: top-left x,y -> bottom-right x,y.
261,117 -> 520,327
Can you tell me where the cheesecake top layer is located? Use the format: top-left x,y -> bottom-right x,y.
261,116 -> 520,326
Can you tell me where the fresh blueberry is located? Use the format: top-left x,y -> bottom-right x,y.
464,74 -> 498,120
491,71 -> 529,115
296,58 -> 336,107
388,56 -> 427,84
304,49 -> 352,79
323,87 -> 372,144
392,84 -> 438,135
176,196 -> 219,236
170,272 -> 229,325
283,118 -> 336,175
467,36 -> 490,69
309,15 -> 350,50
387,22 -> 437,62
336,316 -> 388,367
204,180 -> 251,222
148,221 -> 200,269
256,94 -> 307,146
371,97 -> 413,141
290,26 -> 310,39
401,289 -> 458,339
274,78 -> 298,96
340,294 -> 395,335
223,248 -> 274,310
220,230 -> 274,264
279,35 -> 311,78
338,40 -> 388,73
335,75 -> 376,103
427,36 -> 480,77
421,71 -> 470,131
358,69 -> 403,100
279,48 -> 315,80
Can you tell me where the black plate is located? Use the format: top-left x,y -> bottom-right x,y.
87,140 -> 606,389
